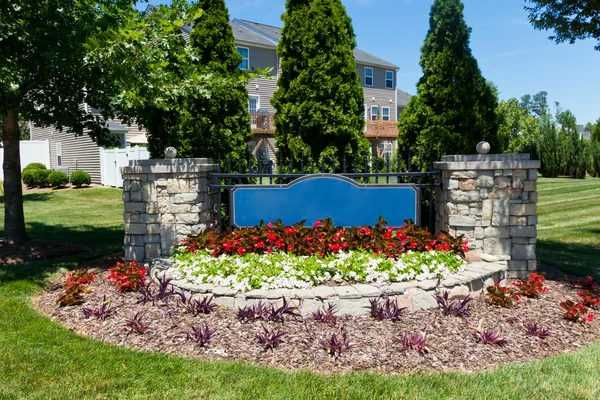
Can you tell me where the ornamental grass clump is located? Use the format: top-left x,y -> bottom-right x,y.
312,304 -> 338,325
108,261 -> 146,292
256,326 -> 286,351
513,272 -> 548,299
82,296 -> 114,321
237,298 -> 300,324
522,320 -> 551,339
320,329 -> 357,358
560,300 -> 594,323
486,283 -> 521,308
178,292 -> 217,316
395,330 -> 429,353
125,312 -> 150,334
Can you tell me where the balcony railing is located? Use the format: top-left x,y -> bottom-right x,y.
250,112 -> 275,135
249,113 -> 399,139
364,120 -> 399,139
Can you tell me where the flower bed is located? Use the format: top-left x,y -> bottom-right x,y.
171,218 -> 468,292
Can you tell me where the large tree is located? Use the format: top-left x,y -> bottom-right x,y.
397,0 -> 499,162
1,0 -> 136,244
497,98 -> 540,156
526,0 -> 600,51
272,0 -> 370,169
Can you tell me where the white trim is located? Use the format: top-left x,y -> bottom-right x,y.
236,46 -> 250,70
248,94 -> 260,113
233,20 -> 279,45
385,70 -> 394,89
382,107 -> 390,121
364,67 -> 373,87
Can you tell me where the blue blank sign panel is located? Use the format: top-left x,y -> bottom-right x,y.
230,174 -> 419,228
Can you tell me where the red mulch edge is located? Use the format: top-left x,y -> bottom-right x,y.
0,239 -> 90,265
34,264 -> 600,375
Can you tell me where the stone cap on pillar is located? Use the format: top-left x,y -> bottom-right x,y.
121,158 -> 218,175
434,154 -> 540,171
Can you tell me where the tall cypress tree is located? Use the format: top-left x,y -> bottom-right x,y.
180,0 -> 252,162
272,0 -> 370,169
398,0 -> 499,162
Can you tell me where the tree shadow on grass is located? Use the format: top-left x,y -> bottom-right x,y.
537,239 -> 600,282
0,192 -> 54,204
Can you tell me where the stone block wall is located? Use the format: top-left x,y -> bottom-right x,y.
434,154 -> 541,278
122,158 -> 219,262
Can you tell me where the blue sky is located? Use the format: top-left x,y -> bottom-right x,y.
141,0 -> 600,125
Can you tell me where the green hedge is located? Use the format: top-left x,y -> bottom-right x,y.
48,171 -> 69,187
70,170 -> 91,187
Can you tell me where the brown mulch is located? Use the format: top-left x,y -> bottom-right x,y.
21,183 -> 103,193
0,239 -> 90,265
34,264 -> 600,375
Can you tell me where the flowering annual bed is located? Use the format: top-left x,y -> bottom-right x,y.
171,218 -> 468,292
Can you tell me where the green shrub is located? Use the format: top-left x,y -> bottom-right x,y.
24,162 -> 47,170
22,169 -> 38,187
48,171 -> 69,187
70,170 -> 91,187
588,142 -> 600,178
32,169 -> 52,187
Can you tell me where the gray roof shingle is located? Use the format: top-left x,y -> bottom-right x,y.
397,89 -> 413,107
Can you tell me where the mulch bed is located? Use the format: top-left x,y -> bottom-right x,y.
0,239 -> 90,265
34,262 -> 600,375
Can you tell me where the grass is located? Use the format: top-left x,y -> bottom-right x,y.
537,177 -> 600,279
0,182 -> 600,399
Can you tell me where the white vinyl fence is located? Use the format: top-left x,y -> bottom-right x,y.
0,140 -> 51,180
100,146 -> 150,187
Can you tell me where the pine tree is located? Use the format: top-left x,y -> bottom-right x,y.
272,0 -> 370,170
398,0 -> 499,163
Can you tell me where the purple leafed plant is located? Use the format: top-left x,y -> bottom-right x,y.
180,294 -> 217,316
125,312 -> 151,334
473,329 -> 511,345
154,274 -> 174,302
256,325 -> 286,350
237,301 -> 270,323
269,297 -> 301,324
320,329 -> 357,358
82,296 -> 114,321
312,304 -> 338,325
434,291 -> 473,318
136,280 -> 155,305
394,330 -> 429,353
366,297 -> 406,322
522,320 -> 551,339
183,322 -> 216,347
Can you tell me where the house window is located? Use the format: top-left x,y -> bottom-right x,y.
237,46 -> 249,70
365,67 -> 373,86
56,143 -> 62,167
385,70 -> 394,89
371,106 -> 378,121
379,142 -> 392,159
248,95 -> 259,113
382,107 -> 390,121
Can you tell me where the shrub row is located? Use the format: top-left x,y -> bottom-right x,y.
21,163 -> 91,188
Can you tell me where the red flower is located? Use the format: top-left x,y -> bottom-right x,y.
313,220 -> 323,228
255,241 -> 265,249
285,227 -> 296,235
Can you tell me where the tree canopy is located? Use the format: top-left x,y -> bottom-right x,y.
526,0 -> 600,51
272,0 -> 370,169
397,0 -> 499,162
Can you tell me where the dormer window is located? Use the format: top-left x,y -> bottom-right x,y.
237,46 -> 249,70
365,67 -> 373,86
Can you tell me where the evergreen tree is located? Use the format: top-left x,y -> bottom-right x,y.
272,0 -> 370,169
397,0 -> 499,163
179,0 -> 253,163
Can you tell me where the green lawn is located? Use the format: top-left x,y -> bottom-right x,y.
1,181 -> 600,399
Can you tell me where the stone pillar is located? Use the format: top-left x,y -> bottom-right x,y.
434,154 -> 540,278
121,158 -> 219,262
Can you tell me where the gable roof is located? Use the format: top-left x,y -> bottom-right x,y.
231,19 -> 399,69
577,124 -> 592,139
397,89 -> 413,107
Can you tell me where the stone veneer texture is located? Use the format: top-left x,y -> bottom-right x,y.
434,154 -> 541,279
122,158 -> 219,262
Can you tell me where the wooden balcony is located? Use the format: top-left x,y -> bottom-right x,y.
250,112 -> 275,135
364,120 -> 399,139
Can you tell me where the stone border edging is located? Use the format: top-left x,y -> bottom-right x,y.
150,258 -> 508,316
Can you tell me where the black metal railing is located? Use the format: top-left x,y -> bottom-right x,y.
210,152 -> 439,233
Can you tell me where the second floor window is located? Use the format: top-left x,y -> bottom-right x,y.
237,46 -> 249,70
382,107 -> 390,121
365,67 -> 373,86
248,95 -> 259,113
385,70 -> 394,89
371,106 -> 378,121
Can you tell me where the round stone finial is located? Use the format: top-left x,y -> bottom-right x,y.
164,147 -> 177,159
476,141 -> 490,154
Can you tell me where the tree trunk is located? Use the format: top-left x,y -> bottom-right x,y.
2,109 -> 28,244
